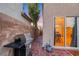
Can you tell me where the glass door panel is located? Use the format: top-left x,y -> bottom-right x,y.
54,16 -> 65,46
66,17 -> 77,47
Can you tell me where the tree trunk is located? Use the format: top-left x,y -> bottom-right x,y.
33,23 -> 39,40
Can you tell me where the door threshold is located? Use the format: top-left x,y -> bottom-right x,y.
53,46 -> 79,50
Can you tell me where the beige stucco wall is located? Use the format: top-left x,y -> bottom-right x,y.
0,3 -> 30,26
43,3 -> 79,47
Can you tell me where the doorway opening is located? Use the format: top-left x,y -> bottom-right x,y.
54,16 -> 77,48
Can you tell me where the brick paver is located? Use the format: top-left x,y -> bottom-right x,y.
31,36 -> 73,56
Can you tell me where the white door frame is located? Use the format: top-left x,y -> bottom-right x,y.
53,16 -> 79,50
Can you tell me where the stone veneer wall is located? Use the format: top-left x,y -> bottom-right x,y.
0,13 -> 31,56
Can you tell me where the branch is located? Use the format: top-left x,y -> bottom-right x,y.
21,12 -> 32,22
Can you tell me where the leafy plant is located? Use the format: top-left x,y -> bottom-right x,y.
28,3 -> 40,28
22,3 -> 40,40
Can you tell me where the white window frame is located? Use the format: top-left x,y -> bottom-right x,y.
53,16 -> 79,50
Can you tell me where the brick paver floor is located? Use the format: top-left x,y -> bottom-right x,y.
31,36 -> 73,56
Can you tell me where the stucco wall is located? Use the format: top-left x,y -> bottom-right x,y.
43,3 -> 79,47
0,3 -> 30,26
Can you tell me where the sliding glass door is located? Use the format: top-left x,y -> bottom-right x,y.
54,16 -> 77,48
54,16 -> 65,46
66,17 -> 77,47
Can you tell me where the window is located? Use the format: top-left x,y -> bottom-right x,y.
54,16 -> 65,46
54,16 -> 77,48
